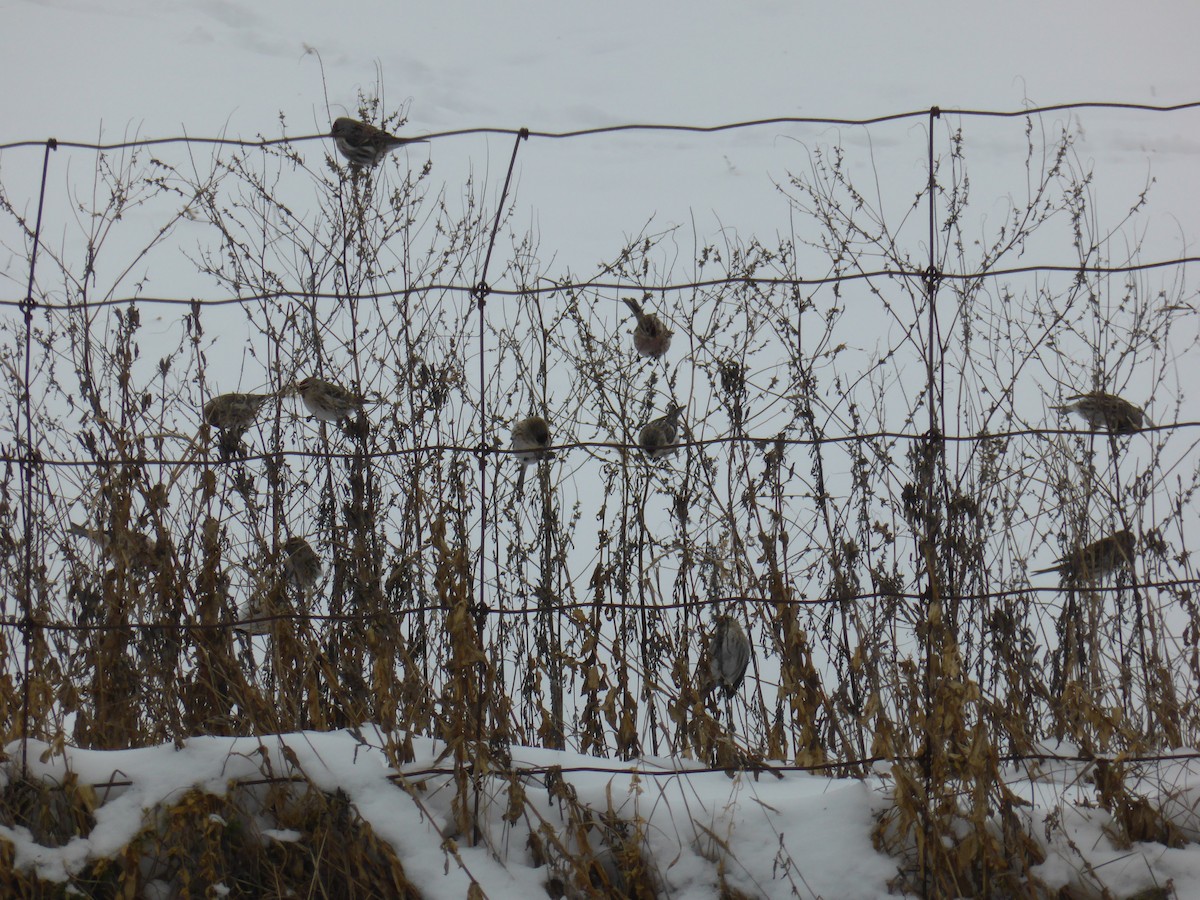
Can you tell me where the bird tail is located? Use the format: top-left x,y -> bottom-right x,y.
622,298 -> 643,317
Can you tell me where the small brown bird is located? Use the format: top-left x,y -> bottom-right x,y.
511,415 -> 552,490
282,537 -> 322,595
68,522 -> 158,569
330,117 -> 425,168
1031,529 -> 1136,583
708,616 -> 751,697
638,404 -> 683,459
203,392 -> 272,433
292,377 -> 361,423
1054,392 -> 1147,434
622,298 -> 673,359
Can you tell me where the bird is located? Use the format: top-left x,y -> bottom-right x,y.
282,537 -> 322,595
330,117 -> 425,168
67,522 -> 158,569
511,415 -> 552,490
1054,392 -> 1147,434
202,392 -> 272,433
708,616 -> 751,697
622,298 -> 673,359
1031,529 -> 1136,583
291,377 -> 361,424
235,587 -> 273,636
638,404 -> 683,459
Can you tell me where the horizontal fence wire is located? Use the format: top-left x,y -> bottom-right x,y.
2,259 -> 1199,310
2,423 -> 1200,468
5,573 -> 1200,633
3,98 -> 1199,153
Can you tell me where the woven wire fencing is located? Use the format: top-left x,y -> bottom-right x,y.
1,99 -> 1199,787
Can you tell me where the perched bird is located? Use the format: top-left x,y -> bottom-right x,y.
708,616 -> 751,698
203,392 -> 272,433
235,589 -> 272,636
292,377 -> 361,424
511,415 -> 552,490
330,117 -> 425,168
67,522 -> 158,569
282,536 -> 322,595
1031,529 -> 1136,583
622,298 -> 673,359
1054,392 -> 1147,434
638,404 -> 684,459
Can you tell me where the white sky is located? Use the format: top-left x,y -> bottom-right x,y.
6,0 -> 1199,130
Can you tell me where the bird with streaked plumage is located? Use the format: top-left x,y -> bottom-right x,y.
291,377 -> 362,424
67,522 -> 159,570
622,297 -> 673,359
282,536 -> 322,595
203,392 -> 272,434
330,117 -> 426,168
1031,529 -> 1136,583
708,615 -> 751,697
638,404 -> 683,459
1054,391 -> 1148,434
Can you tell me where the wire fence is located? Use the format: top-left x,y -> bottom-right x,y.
2,99 -> 1200,790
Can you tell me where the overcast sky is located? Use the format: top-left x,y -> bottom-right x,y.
6,0 -> 1200,131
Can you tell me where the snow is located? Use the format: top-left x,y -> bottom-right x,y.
7,732 -> 1200,896
0,732 -> 891,897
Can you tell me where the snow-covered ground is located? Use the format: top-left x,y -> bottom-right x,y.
4,732 -> 1199,897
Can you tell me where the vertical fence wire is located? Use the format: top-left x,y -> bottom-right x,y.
921,104 -> 942,894
17,138 -> 57,774
470,127 -> 528,842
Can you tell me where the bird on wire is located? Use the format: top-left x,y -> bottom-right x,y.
291,377 -> 363,424
511,415 -> 552,490
1053,391 -> 1148,434
708,615 -> 751,698
622,297 -> 673,359
234,594 -> 272,636
282,536 -> 322,595
1030,529 -> 1136,583
638,404 -> 684,459
203,392 -> 273,434
330,117 -> 427,168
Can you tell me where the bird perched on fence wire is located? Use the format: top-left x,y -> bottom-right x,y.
330,117 -> 427,168
203,392 -> 273,434
511,415 -> 552,490
290,377 -> 363,424
638,404 -> 684,459
282,536 -> 322,595
1053,391 -> 1148,434
622,297 -> 673,359
708,615 -> 751,698
1030,529 -> 1136,583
